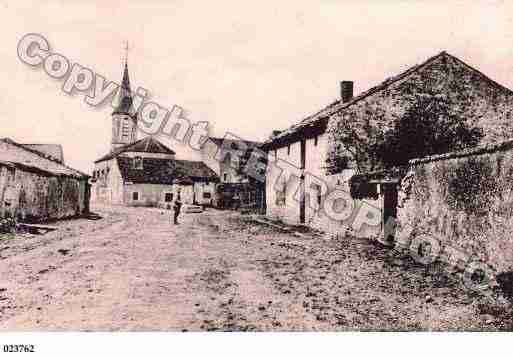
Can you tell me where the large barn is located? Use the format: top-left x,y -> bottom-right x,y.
0,138 -> 90,222
262,51 -> 513,239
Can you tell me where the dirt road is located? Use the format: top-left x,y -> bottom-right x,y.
0,206 -> 510,330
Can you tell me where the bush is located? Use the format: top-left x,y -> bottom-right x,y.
0,217 -> 17,234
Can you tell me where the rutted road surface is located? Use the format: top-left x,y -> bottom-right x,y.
0,205 -> 510,330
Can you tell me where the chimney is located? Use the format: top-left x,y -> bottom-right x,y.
340,81 -> 354,103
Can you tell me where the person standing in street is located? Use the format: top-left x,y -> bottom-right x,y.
173,194 -> 182,225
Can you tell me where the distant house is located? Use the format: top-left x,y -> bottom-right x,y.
200,137 -> 266,211
0,138 -> 90,222
200,137 -> 263,184
91,61 -> 218,208
263,51 -> 513,239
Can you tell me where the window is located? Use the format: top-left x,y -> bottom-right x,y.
133,156 -> 143,169
223,173 -> 229,182
287,145 -> 291,155
132,192 -> 139,201
223,152 -> 231,165
165,193 -> 173,202
6,167 -> 15,183
314,136 -> 318,146
203,192 -> 211,199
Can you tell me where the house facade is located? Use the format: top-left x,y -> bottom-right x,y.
264,51 -> 513,239
91,137 -> 219,207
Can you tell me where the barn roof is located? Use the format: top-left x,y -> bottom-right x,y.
21,144 -> 64,164
262,51 -> 513,150
0,138 -> 88,179
95,137 -> 176,163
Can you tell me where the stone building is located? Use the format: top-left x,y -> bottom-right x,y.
200,137 -> 262,184
91,61 -> 219,207
263,51 -> 513,239
0,138 -> 90,222
200,137 -> 265,211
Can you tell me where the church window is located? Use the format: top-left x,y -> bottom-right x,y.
121,118 -> 131,139
133,157 -> 143,169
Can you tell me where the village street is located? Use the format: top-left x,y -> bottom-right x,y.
0,206 -> 510,331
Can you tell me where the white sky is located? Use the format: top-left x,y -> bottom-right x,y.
1,0 -> 513,173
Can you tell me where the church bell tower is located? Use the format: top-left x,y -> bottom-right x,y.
111,55 -> 138,151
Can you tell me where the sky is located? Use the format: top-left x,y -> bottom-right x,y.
1,0 -> 513,173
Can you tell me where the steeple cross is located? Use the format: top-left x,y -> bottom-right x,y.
124,41 -> 129,64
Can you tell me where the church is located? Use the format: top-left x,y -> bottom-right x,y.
90,61 -> 219,208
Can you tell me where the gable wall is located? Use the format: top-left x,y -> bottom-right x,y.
326,54 -> 513,174
91,158 -> 124,205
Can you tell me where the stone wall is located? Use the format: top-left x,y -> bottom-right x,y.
396,141 -> 513,275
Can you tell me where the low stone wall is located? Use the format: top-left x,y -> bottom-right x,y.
396,141 -> 513,276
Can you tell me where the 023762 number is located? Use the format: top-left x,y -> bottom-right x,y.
3,344 -> 35,353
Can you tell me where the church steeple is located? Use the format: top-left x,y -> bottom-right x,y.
111,45 -> 138,150
113,61 -> 133,115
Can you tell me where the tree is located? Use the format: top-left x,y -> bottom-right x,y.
377,93 -> 484,167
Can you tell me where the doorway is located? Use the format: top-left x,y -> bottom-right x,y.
382,183 -> 399,243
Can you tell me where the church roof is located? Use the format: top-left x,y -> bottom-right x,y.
113,62 -> 134,115
116,157 -> 219,185
95,137 -> 176,163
